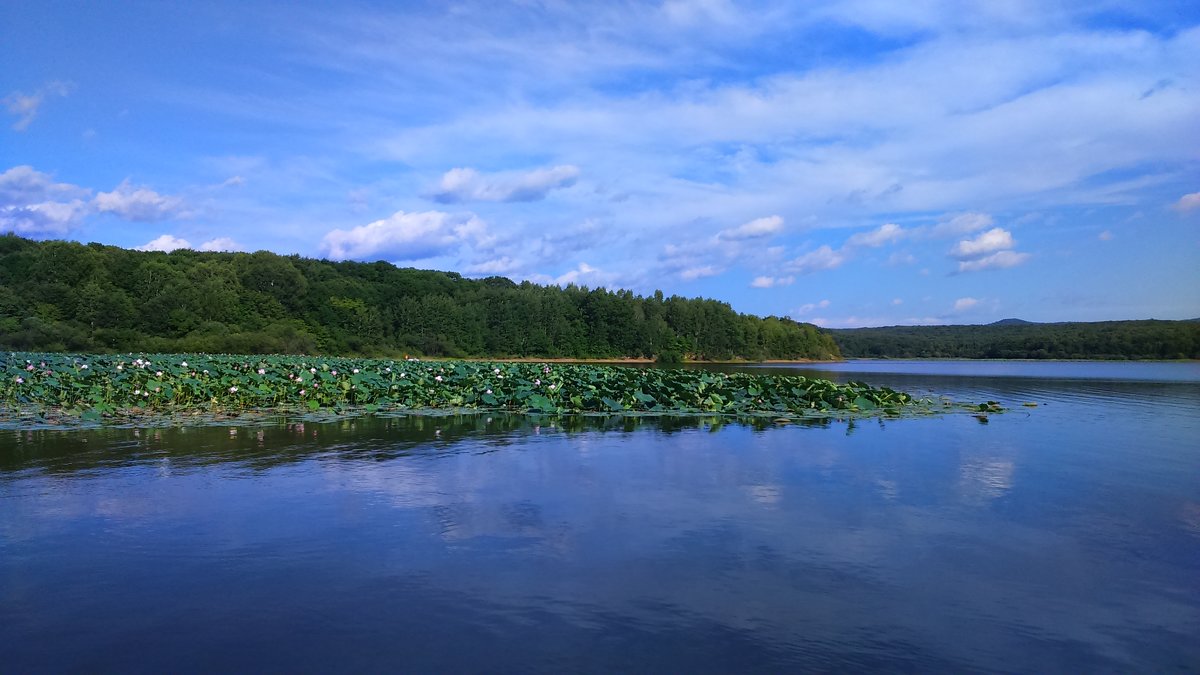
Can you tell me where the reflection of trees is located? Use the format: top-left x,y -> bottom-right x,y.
0,413 -> 836,475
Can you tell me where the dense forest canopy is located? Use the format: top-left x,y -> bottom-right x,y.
0,235 -> 840,361
831,320 -> 1200,360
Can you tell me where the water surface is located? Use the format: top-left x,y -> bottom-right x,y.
2,361 -> 1198,672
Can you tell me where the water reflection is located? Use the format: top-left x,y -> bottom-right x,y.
1,366 -> 1199,672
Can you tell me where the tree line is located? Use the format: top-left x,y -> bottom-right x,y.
830,320 -> 1200,360
0,235 -> 840,361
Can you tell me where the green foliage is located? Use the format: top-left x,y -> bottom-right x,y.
1,352 -> 943,421
655,349 -> 684,365
0,235 -> 840,361
831,320 -> 1200,360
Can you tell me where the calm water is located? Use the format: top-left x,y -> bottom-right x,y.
2,361 -> 1198,672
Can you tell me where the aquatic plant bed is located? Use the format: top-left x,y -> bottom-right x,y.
2,352 -> 991,425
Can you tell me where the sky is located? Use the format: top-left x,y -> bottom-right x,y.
2,0 -> 1198,327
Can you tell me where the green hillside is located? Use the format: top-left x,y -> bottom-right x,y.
0,235 -> 839,361
830,320 -> 1199,360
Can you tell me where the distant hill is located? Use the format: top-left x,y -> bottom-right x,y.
830,320 -> 1199,360
0,234 -> 839,361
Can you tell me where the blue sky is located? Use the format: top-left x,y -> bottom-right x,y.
2,0 -> 1198,326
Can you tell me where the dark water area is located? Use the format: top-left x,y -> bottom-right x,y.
2,362 -> 1199,672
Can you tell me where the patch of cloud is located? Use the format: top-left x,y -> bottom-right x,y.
0,200 -> 90,237
957,250 -> 1031,272
465,256 -> 522,276
220,176 -> 246,188
680,265 -> 720,280
930,212 -> 994,237
662,0 -> 740,27
950,227 -> 1015,259
791,299 -> 830,315
136,234 -> 192,252
718,215 -> 783,240
0,165 -> 91,236
787,245 -> 846,274
93,180 -> 186,222
554,262 -> 600,284
198,237 -> 242,252
2,81 -> 72,131
846,222 -> 904,248
953,297 -> 979,312
948,223 -> 1030,273
887,251 -> 917,266
430,165 -> 580,203
750,274 -> 794,288
320,209 -> 487,261
1173,191 -> 1200,213
1098,230 -> 1113,241
892,298 -> 903,305
810,315 -> 947,329
0,165 -> 89,203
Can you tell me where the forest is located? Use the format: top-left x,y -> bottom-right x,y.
831,319 -> 1200,360
0,235 -> 840,361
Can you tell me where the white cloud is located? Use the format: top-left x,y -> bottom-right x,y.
791,299 -> 830,315
892,298 -> 903,305
430,165 -> 580,203
198,237 -> 242,252
0,200 -> 89,236
321,209 -> 487,261
953,297 -> 979,312
950,227 -> 1016,259
136,234 -> 192,252
0,165 -> 82,201
550,261 -> 634,288
465,256 -> 521,276
787,245 -> 846,274
887,251 -> 917,266
0,165 -> 91,236
846,222 -> 904,247
957,250 -> 1031,272
1098,230 -> 1113,241
810,315 -> 947,328
220,176 -> 246,188
2,81 -> 72,131
750,274 -> 794,288
1174,191 -> 1200,212
930,212 -> 994,237
718,215 -> 783,240
680,265 -> 720,280
93,180 -> 185,222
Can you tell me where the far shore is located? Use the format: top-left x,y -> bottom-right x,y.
458,357 -> 839,364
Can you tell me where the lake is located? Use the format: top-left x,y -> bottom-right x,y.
2,360 -> 1198,672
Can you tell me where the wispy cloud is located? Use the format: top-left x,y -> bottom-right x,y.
953,297 -> 979,312
93,180 -> 186,222
787,245 -> 846,274
791,299 -> 830,316
430,165 -> 579,203
2,81 -> 72,131
718,215 -> 784,240
136,235 -> 243,252
750,274 -> 794,288
321,210 -> 488,261
958,250 -> 1030,272
1174,191 -> 1200,213
846,222 -> 904,248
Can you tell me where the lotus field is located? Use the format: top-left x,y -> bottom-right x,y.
1,352 -> 976,423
